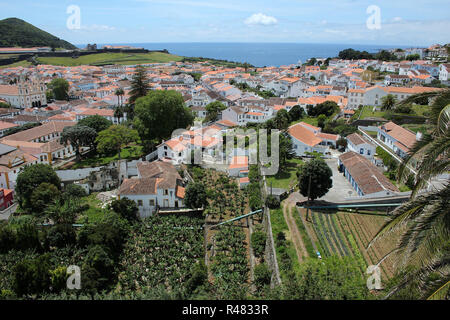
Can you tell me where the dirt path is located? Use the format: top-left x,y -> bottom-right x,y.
282,193 -> 309,263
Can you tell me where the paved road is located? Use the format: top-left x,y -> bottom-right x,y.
317,157 -> 356,202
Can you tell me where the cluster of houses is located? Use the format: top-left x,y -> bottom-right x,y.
0,43 -> 448,215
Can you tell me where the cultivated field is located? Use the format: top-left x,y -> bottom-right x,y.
36,52 -> 183,66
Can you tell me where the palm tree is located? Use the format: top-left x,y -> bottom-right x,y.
115,88 -> 125,107
369,89 -> 450,300
381,94 -> 397,111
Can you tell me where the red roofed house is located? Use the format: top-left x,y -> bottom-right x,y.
339,151 -> 399,197
288,122 -> 339,157
118,161 -> 186,218
377,121 -> 418,158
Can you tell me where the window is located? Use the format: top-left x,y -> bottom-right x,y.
367,150 -> 371,156
164,189 -> 169,195
149,199 -> 155,206
137,200 -> 143,206
360,148 -> 364,155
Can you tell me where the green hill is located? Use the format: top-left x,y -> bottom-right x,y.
0,18 -> 77,49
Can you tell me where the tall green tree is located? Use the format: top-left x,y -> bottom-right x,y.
96,125 -> 140,161
60,125 -> 97,161
134,90 -> 194,143
115,88 -> 125,106
273,109 -> 290,131
184,182 -> 208,209
288,105 -> 305,122
204,101 -> 226,123
370,89 -> 450,300
77,115 -> 112,134
48,78 -> 69,101
297,158 -> 332,201
129,65 -> 150,104
15,164 -> 61,210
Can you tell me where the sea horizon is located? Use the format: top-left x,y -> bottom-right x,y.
75,42 -> 409,67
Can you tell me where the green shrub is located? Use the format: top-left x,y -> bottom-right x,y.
265,195 -> 280,209
254,263 -> 271,288
251,230 -> 267,258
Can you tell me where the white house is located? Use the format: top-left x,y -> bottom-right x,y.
346,133 -> 376,160
439,64 -> 450,81
288,122 -> 339,157
118,161 -> 186,218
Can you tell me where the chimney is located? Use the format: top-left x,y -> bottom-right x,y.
416,131 -> 423,141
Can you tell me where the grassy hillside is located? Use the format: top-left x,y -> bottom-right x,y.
37,52 -> 183,66
0,18 -> 77,49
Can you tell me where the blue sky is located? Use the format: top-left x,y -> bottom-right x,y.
1,0 -> 449,46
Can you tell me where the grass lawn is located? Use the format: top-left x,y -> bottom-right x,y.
402,123 -> 434,134
266,158 -> 303,190
291,117 -> 319,127
70,145 -> 143,169
359,105 -> 385,119
37,52 -> 183,66
76,193 -> 108,224
0,59 -> 32,69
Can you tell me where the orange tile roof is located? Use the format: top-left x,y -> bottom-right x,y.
228,156 -> 249,169
288,123 -> 323,147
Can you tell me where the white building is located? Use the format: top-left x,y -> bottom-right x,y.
346,133 -> 376,160
119,161 -> 186,218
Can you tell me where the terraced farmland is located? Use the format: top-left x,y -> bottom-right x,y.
300,209 -> 398,282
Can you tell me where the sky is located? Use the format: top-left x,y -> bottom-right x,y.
1,0 -> 450,46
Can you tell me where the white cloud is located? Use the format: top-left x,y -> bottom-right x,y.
244,13 -> 278,26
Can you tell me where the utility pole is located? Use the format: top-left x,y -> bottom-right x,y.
306,173 -> 312,222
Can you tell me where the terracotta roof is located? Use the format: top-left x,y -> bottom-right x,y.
176,186 -> 185,199
288,123 -> 323,147
0,121 -> 76,142
0,85 -> 19,95
228,156 -> 248,170
346,133 -> 373,146
339,151 -> 399,195
119,177 -> 158,195
0,121 -> 18,131
379,121 -> 416,151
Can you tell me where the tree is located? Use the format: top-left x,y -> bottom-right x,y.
48,78 -> 69,101
60,125 -> 97,161
13,254 -> 52,297
317,114 -> 327,130
96,125 -> 140,161
308,101 -> 339,117
115,88 -> 125,107
134,90 -> 194,143
381,94 -> 397,111
63,184 -> 87,200
129,65 -> 150,104
297,158 -> 333,201
370,89 -> 450,299
184,182 -> 208,209
273,109 -> 290,131
279,133 -> 295,166
109,197 -> 139,223
16,164 -> 61,210
204,101 -> 226,123
30,182 -> 60,216
77,115 -> 112,134
82,245 -> 115,292
288,105 -> 305,122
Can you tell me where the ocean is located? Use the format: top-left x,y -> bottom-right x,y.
77,42 -> 405,67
